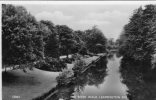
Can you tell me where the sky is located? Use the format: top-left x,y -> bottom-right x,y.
16,3 -> 150,40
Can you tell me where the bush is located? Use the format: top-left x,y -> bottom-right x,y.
61,57 -> 74,64
72,59 -> 87,74
79,47 -> 88,55
71,53 -> 82,60
56,69 -> 74,86
35,57 -> 67,71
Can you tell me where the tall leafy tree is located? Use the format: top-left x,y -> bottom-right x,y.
2,4 -> 44,66
72,30 -> 86,54
118,5 -> 156,72
56,25 -> 75,58
40,20 -> 59,58
84,26 -> 107,53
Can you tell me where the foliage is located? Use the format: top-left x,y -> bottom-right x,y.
120,57 -> 155,100
72,59 -> 87,74
2,4 -> 108,71
107,38 -> 117,51
56,69 -> 74,85
35,57 -> 67,71
118,5 -> 156,72
72,53 -> 81,60
2,4 -> 44,65
61,57 -> 74,64
74,27 -> 107,54
79,46 -> 88,55
84,26 -> 107,53
56,25 -> 76,57
40,20 -> 59,58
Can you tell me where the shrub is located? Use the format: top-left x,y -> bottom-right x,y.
61,57 -> 73,64
56,69 -> 74,86
35,57 -> 67,71
79,46 -> 88,55
72,59 -> 87,74
71,53 -> 82,60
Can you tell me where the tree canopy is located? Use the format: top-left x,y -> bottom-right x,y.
2,4 -> 108,69
118,4 -> 156,72
84,26 -> 107,53
2,4 -> 44,65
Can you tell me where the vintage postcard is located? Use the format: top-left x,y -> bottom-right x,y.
1,1 -> 156,100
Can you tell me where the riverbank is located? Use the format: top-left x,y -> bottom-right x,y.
2,55 -> 103,100
33,54 -> 105,100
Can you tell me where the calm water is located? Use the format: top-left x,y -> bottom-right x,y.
50,55 -> 129,100
73,55 -> 128,100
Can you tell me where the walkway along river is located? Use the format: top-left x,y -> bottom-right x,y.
34,54 -> 129,100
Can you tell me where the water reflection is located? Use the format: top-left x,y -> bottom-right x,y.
120,57 -> 156,100
49,55 -> 129,100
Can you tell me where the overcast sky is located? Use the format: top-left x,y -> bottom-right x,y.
17,4 -> 148,39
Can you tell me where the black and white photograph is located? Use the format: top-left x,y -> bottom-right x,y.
1,1 -> 156,100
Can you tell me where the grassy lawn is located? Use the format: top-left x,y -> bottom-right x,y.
2,68 -> 60,100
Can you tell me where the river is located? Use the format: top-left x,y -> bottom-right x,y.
72,54 -> 128,100
49,54 -> 129,100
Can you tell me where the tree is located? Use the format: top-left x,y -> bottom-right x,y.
56,25 -> 75,58
40,20 -> 59,58
107,38 -> 116,51
2,4 -> 44,67
118,5 -> 156,72
84,26 -> 107,53
73,30 -> 86,54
